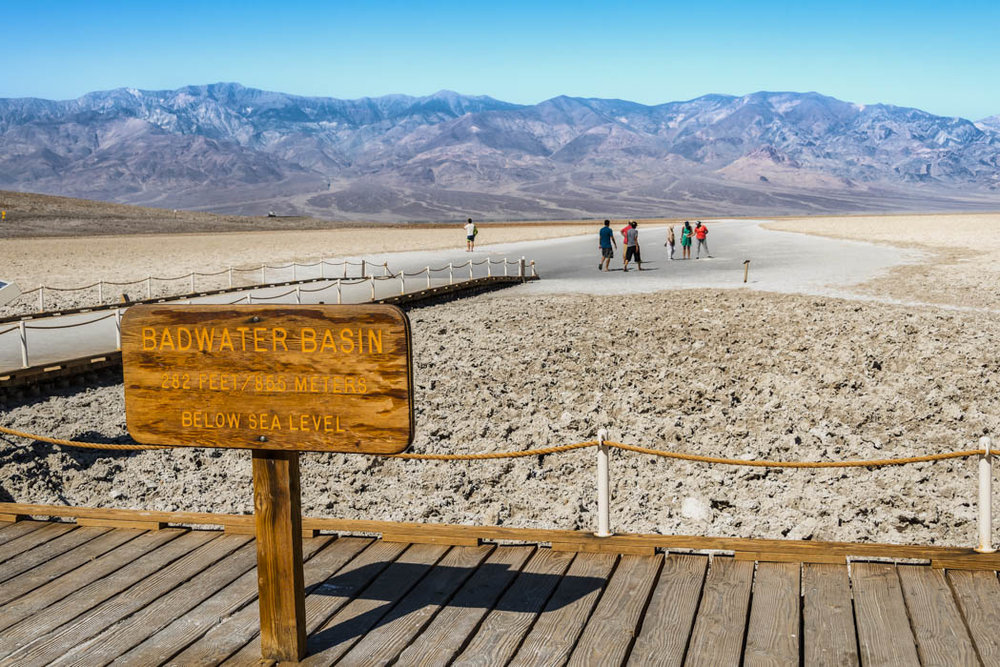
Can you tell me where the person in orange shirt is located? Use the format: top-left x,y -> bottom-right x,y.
694,221 -> 712,259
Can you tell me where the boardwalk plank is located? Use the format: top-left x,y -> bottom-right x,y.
0,531 -> 231,667
217,539 -> 408,666
569,553 -> 663,666
337,545 -> 494,667
683,557 -> 754,667
851,562 -> 920,667
947,569 -> 1000,666
453,548 -> 575,667
509,553 -> 618,667
627,554 -> 708,667
0,528 -> 141,607
393,545 -> 535,665
298,543 -> 449,665
0,520 -> 48,546
0,529 -> 188,637
110,536 -> 334,666
744,562 -> 800,667
802,563 -> 859,666
897,565 -> 977,666
0,522 -> 76,562
56,539 -> 260,665
167,537 -> 374,667
0,526 -> 109,586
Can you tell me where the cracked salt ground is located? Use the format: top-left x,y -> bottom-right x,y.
1,289 -> 997,547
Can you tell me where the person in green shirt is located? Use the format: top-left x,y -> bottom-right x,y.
680,221 -> 693,259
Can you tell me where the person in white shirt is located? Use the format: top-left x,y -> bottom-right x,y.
464,218 -> 477,252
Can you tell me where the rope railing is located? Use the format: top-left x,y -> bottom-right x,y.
0,426 -> 991,550
24,311 -> 117,330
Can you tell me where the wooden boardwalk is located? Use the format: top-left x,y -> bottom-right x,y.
1,519 -> 999,665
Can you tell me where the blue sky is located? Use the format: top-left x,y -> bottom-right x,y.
2,0 -> 998,119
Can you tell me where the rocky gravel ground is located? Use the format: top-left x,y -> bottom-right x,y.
2,289 -> 998,548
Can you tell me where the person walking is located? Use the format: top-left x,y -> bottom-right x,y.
598,219 -> 617,271
464,218 -> 477,252
664,225 -> 675,260
694,221 -> 712,258
623,220 -> 642,271
680,221 -> 693,259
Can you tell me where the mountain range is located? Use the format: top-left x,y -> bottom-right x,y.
1,82 -> 999,221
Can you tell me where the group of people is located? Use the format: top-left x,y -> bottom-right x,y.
598,219 -> 711,271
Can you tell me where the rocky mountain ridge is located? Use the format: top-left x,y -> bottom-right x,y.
1,83 -> 998,220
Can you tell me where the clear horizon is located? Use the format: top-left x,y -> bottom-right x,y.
3,0 -> 999,120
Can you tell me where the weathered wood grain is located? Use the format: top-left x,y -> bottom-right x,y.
393,545 -> 535,665
252,449 -> 306,662
453,548 -> 575,667
744,562 -> 800,667
947,569 -> 1000,666
121,304 -> 413,453
298,543 -> 448,665
569,553 -> 662,666
0,520 -> 48,546
0,531 -> 234,666
802,563 -> 859,666
337,545 -> 495,666
0,526 -> 108,586
509,553 -> 617,667
896,565 -> 977,666
166,537 -> 373,666
111,535 -> 334,666
684,557 -> 754,667
0,529 -> 184,635
218,539 -> 409,665
627,555 -> 708,667
56,540 -> 260,665
0,527 -> 139,607
851,562 -> 920,666
0,522 -> 76,563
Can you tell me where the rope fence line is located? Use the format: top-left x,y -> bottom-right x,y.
23,311 -> 117,330
0,426 -> 985,467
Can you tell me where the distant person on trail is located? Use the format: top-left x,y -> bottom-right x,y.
464,218 -> 477,252
664,225 -> 675,260
694,221 -> 712,259
623,221 -> 642,272
620,221 -> 631,270
680,221 -> 693,259
599,219 -> 617,271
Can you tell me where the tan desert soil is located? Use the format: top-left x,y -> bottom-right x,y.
2,290 -> 997,547
765,213 -> 1000,310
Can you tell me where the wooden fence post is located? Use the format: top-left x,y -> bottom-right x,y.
252,449 -> 307,662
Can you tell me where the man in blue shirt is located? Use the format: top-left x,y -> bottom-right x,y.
599,220 -> 617,271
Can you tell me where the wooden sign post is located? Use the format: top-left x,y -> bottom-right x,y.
121,304 -> 413,662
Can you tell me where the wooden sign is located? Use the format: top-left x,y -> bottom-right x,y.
121,304 -> 413,453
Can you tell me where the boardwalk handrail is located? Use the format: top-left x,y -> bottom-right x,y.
0,424 -> 993,551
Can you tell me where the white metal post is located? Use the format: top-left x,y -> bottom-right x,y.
293,263 -> 297,281
19,320 -> 28,368
343,262 -> 348,279
504,257 -> 509,276
399,274 -> 405,295
295,286 -> 301,304
448,263 -> 454,285
596,428 -> 612,537
361,259 -> 366,278
98,281 -> 104,303
977,436 -> 995,553
531,260 -> 537,277
38,287 -> 44,312
321,261 -> 326,280
370,276 -> 375,301
383,262 -> 389,277
247,294 -> 254,304
147,276 -> 153,298
487,260 -> 492,277
261,264 -> 266,284
336,280 -> 342,304
469,261 -> 474,279
519,257 -> 526,280
115,308 -> 122,350
426,267 -> 431,289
